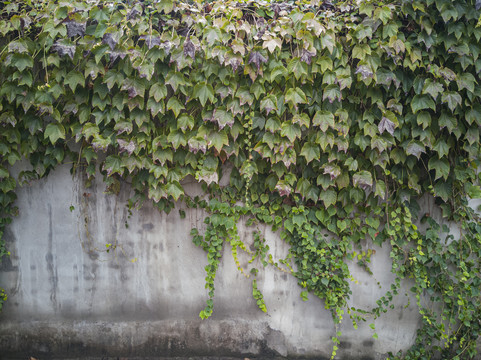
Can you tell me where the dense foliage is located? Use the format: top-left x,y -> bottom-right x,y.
1,0 -> 481,358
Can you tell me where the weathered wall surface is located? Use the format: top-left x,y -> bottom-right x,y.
0,164 -> 427,359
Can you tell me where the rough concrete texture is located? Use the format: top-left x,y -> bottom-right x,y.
0,164 -> 426,359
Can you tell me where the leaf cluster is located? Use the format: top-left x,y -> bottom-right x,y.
1,0 -> 481,357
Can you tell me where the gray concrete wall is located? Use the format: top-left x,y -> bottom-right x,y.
0,164 -> 425,359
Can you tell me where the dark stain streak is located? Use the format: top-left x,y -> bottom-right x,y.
46,204 -> 58,311
142,223 -> 154,231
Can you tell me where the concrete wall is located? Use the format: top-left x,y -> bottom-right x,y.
0,164 -> 426,359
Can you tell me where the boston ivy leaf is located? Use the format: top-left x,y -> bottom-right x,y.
323,84 -> 341,103
44,123 -> 65,144
434,180 -> 451,202
165,181 -> 184,201
204,26 -> 221,46
167,130 -> 187,149
353,171 -> 373,190
150,83 -> 168,102
285,87 -> 307,110
465,127 -> 479,145
287,58 -> 308,80
260,95 -> 278,115
323,164 -> 340,180
165,72 -> 186,92
103,155 -> 122,176
411,94 -> 435,113
102,31 -> 121,51
320,188 -> 337,208
378,116 -> 396,135
422,79 -> 444,100
313,110 -> 335,132
139,35 -> 161,49
433,139 -> 450,158
65,20 -> 86,38
9,53 -> 33,72
438,112 -> 457,133
280,122 -> 301,142
248,51 -> 268,71
300,142 -> 320,163
441,91 -> 462,112
300,49 -> 316,65
405,140 -> 425,158
212,109 -> 234,129
183,38 -> 196,59
177,114 -> 195,131
51,40 -> 76,59
196,168 -> 219,185
457,73 -> 476,93
428,157 -> 450,180
374,180 -> 386,199
465,182 -> 481,198
263,36 -> 282,53
193,82 -> 215,107
121,78 -> 145,98
208,130 -> 229,152
416,111 -> 431,129
64,70 -> 85,93
167,97 -> 185,117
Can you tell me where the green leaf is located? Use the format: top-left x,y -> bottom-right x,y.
165,181 -> 184,201
416,111 -> 431,129
212,109 -> 234,129
193,82 -> 215,107
281,122 -> 301,142
64,70 -> 85,92
323,84 -> 341,103
44,123 -> 65,144
405,141 -> 425,158
167,97 -> 185,117
441,91 -> 462,112
150,83 -> 168,102
287,58 -> 308,80
285,87 -> 307,109
260,95 -> 278,115
208,130 -> 229,152
422,79 -> 444,100
167,130 -> 187,149
438,112 -> 457,133
411,94 -> 435,113
300,142 -> 320,163
434,180 -> 451,202
374,180 -> 386,199
353,171 -> 373,189
103,155 -> 122,175
428,157 -> 450,180
10,53 -> 33,71
177,114 -> 194,131
465,183 -> 481,199
319,188 -> 337,208
456,73 -> 476,93
312,110 -> 334,132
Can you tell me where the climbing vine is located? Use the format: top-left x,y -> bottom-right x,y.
1,0 -> 481,358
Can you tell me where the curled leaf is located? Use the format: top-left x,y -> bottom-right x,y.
117,139 -> 136,155
65,20 -> 86,38
51,40 -> 76,59
378,117 -> 395,135
248,51 -> 267,71
183,38 -> 196,59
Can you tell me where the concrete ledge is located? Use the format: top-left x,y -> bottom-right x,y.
0,320 -> 308,360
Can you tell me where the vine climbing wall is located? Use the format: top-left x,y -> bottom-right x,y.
1,0 -> 481,359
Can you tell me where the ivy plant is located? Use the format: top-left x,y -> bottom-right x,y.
1,0 -> 481,358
